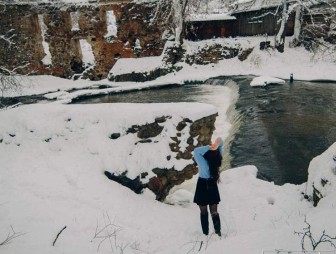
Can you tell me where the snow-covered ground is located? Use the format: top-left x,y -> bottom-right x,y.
1,102 -> 336,253
1,36 -> 336,254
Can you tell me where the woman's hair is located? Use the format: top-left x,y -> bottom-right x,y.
203,149 -> 222,181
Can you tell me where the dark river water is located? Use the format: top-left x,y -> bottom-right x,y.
77,76 -> 336,185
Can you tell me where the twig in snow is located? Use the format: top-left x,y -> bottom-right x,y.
52,226 -> 67,246
91,213 -> 122,252
294,216 -> 336,252
179,236 -> 205,254
0,226 -> 26,246
197,240 -> 203,251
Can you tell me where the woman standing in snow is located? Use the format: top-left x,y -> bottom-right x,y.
193,137 -> 223,236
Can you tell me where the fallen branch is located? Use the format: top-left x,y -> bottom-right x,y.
91,213 -> 122,252
52,226 -> 67,246
295,216 -> 336,251
198,240 -> 203,252
179,236 -> 204,254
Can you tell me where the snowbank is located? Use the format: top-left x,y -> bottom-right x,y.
305,142 -> 336,206
1,102 -> 218,253
109,56 -> 164,77
0,103 -> 216,180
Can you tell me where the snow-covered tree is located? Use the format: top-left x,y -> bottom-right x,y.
0,26 -> 27,105
153,0 -> 190,45
153,0 -> 215,45
227,0 -> 334,53
275,0 -> 288,52
290,3 -> 303,47
287,0 -> 336,52
289,0 -> 336,48
302,2 -> 336,37
0,67 -> 23,101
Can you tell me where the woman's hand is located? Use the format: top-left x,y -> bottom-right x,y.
210,137 -> 222,150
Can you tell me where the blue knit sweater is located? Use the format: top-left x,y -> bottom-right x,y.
193,140 -> 224,179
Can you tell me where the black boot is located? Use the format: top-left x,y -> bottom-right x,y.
212,214 -> 221,236
200,213 -> 209,235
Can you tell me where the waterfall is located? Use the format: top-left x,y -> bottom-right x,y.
205,78 -> 242,172
220,79 -> 242,172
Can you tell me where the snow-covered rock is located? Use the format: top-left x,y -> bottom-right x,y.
305,142 -> 336,206
250,76 -> 286,87
0,102 -> 217,201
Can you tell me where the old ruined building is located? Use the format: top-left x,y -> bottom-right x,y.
0,0 -> 165,80
1,1 -> 335,81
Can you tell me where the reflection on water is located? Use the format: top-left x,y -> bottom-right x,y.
76,77 -> 336,185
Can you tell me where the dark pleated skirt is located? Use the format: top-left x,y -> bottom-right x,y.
193,177 -> 221,206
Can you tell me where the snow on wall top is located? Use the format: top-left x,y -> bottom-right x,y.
187,13 -> 236,22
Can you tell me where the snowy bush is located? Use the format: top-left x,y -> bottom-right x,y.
249,52 -> 262,68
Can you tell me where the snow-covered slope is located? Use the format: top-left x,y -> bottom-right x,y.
1,101 -> 336,253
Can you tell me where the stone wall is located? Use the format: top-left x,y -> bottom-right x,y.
0,2 -> 165,80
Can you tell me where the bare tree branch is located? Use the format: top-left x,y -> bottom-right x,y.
0,29 -> 16,46
0,25 -> 30,106
153,0 -> 210,45
91,212 -> 149,253
295,216 -> 336,251
0,226 -> 26,246
91,213 -> 122,252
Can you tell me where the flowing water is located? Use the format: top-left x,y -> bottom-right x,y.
225,76 -> 336,185
77,76 -> 336,185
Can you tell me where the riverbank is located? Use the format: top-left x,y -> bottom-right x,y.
2,36 -> 336,105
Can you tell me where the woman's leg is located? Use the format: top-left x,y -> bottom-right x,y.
209,204 -> 218,215
210,204 -> 221,236
199,205 -> 208,215
199,205 -> 209,235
